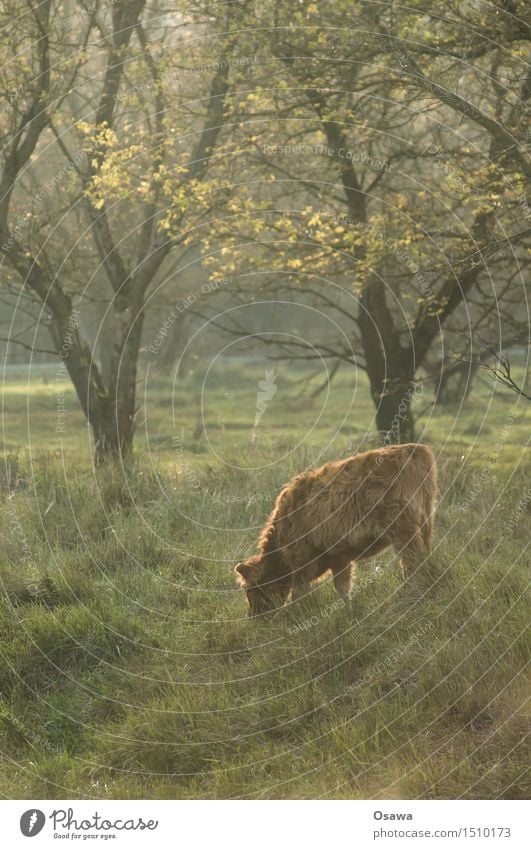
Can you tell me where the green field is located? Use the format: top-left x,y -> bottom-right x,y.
0,361 -> 529,799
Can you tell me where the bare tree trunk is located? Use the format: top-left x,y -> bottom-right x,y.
358,273 -> 417,443
374,385 -> 416,444
305,102 -> 419,444
92,299 -> 144,462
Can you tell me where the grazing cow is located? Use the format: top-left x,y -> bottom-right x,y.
235,443 -> 437,616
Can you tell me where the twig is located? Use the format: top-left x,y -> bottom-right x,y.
475,335 -> 531,401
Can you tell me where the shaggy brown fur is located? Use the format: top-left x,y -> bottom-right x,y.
235,443 -> 437,616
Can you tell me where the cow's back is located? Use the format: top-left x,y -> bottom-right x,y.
264,443 -> 436,563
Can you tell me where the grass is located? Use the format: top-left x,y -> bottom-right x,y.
0,359 -> 529,799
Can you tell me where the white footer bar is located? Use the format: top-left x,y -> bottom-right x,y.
3,800 -> 528,848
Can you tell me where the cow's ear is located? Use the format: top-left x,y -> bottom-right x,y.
235,561 -> 260,585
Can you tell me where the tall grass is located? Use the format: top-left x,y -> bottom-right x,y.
0,364 -> 528,798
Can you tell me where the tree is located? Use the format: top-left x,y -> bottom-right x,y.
0,0 -> 240,460
197,0 -> 530,441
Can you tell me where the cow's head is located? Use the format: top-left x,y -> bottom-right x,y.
234,556 -> 290,617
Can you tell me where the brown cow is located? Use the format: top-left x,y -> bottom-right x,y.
235,443 -> 437,616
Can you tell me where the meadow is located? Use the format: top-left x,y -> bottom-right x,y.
0,359 -> 529,799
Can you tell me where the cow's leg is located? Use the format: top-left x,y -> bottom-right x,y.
421,508 -> 435,553
392,529 -> 427,579
291,580 -> 311,601
291,552 -> 331,601
330,559 -> 354,601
